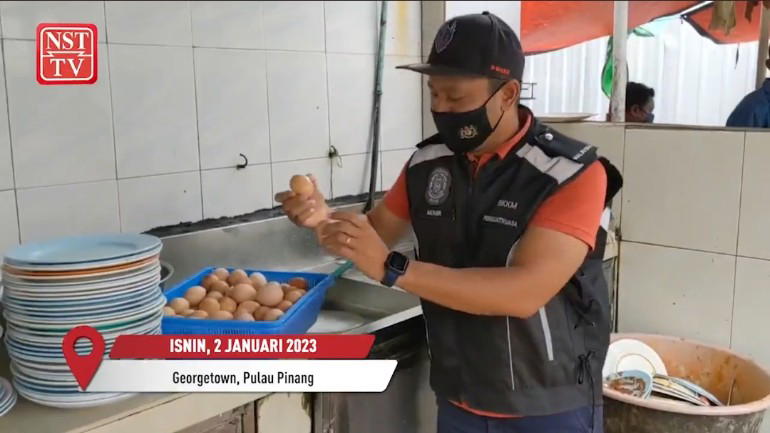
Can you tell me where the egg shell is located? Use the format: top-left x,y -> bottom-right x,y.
169,297 -> 190,314
190,310 -> 209,319
256,282 -> 284,307
198,297 -> 221,313
235,312 -> 255,321
209,310 -> 233,320
232,284 -> 257,303
209,280 -> 230,294
285,290 -> 304,304
227,269 -> 249,285
288,277 -> 309,290
201,274 -> 219,289
280,283 -> 295,294
220,296 -> 238,313
180,309 -> 195,317
290,174 -> 314,197
163,306 -> 176,316
206,291 -> 224,300
254,306 -> 271,321
213,268 -> 230,280
249,272 -> 268,287
263,308 -> 284,321
237,300 -> 260,314
183,286 -> 207,307
277,300 -> 293,312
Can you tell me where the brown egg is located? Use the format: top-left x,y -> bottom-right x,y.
213,267 -> 230,280
220,296 -> 237,313
184,286 -> 207,307
277,300 -> 293,312
263,308 -> 284,321
256,282 -> 284,307
169,297 -> 190,314
180,309 -> 195,317
206,291 -> 224,300
190,310 -> 209,319
232,283 -> 257,303
254,306 -> 271,321
209,310 -> 233,320
235,312 -> 255,321
198,297 -> 221,313
290,174 -> 314,197
227,269 -> 249,286
281,283 -> 295,294
288,277 -> 309,290
209,280 -> 230,294
249,272 -> 267,287
285,290 -> 304,303
201,274 -> 219,289
237,300 -> 260,314
163,306 -> 176,316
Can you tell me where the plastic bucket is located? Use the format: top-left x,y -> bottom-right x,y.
603,333 -> 770,433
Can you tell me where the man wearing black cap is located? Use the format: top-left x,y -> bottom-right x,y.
277,12 -> 621,433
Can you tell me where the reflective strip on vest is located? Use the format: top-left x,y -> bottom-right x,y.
515,143 -> 583,183
409,144 -> 453,168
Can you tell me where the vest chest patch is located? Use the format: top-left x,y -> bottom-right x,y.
425,167 -> 452,206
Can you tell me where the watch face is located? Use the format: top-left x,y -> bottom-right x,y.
389,253 -> 409,272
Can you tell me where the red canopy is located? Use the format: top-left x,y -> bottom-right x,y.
683,1 -> 765,44
521,1 -> 700,54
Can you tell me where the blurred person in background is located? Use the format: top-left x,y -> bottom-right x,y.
726,46 -> 770,129
624,82 -> 656,123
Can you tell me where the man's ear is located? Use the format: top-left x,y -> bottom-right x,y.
501,80 -> 521,110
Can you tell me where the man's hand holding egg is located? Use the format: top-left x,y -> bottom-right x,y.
275,174 -> 330,229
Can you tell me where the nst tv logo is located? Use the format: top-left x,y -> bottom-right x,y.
36,23 -> 97,85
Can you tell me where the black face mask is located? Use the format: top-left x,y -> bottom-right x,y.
431,85 -> 506,154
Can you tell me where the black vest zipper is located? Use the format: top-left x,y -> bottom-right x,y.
464,158 -> 478,266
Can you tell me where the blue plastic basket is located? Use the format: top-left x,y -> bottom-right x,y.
161,267 -> 334,335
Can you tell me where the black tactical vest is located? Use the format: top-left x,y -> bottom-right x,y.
405,112 -> 622,416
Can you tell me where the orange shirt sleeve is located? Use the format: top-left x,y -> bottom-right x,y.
529,161 -> 607,250
382,165 -> 411,220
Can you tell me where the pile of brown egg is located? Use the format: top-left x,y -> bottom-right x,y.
163,268 -> 308,322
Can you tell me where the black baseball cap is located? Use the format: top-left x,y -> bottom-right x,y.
397,11 -> 524,81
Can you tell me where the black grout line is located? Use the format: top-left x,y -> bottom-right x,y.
260,2 -> 276,204
321,0 -> 336,199
729,134 -> 748,347
102,0 -> 123,233
0,12 -> 21,245
189,27 -> 204,221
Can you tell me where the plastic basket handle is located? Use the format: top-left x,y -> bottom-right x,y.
331,260 -> 354,279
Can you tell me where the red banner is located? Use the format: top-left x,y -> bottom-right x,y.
109,335 -> 375,359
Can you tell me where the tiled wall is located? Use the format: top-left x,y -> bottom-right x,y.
0,1 -> 423,253
550,122 -> 770,374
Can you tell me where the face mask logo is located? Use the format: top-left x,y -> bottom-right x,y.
434,20 -> 456,54
459,125 -> 478,139
425,167 -> 451,206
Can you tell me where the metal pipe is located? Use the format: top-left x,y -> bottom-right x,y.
757,5 -> 770,89
364,1 -> 388,213
610,1 -> 629,122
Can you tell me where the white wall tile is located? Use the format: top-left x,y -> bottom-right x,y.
327,53 -> 375,156
381,56 -> 422,150
262,1 -> 325,52
201,165 -> 272,219
622,129 -> 743,254
732,257 -> 770,370
195,48 -> 269,170
271,158 -> 332,200
16,181 -> 120,243
332,153 -> 379,198
118,171 -> 202,233
105,1 -> 192,46
267,52 -> 329,162
738,132 -> 770,260
5,40 -> 115,188
0,42 -> 12,191
0,1 -> 106,41
381,149 -> 412,190
324,1 -> 378,54
618,242 -> 735,347
384,1 -> 421,57
0,191 -> 19,255
191,1 -> 262,49
110,45 -> 199,178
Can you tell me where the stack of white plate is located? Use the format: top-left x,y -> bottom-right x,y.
1,234 -> 165,408
0,377 -> 16,416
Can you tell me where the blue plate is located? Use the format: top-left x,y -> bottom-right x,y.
4,234 -> 161,266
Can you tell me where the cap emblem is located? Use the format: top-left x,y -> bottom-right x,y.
435,20 -> 457,53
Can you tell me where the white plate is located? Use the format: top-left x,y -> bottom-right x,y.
1,259 -> 158,282
4,295 -> 165,327
4,233 -> 160,265
2,263 -> 160,288
3,267 -> 160,294
602,338 -> 668,379
3,287 -> 161,317
4,245 -> 161,272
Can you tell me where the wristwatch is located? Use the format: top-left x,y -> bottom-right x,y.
381,251 -> 409,287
